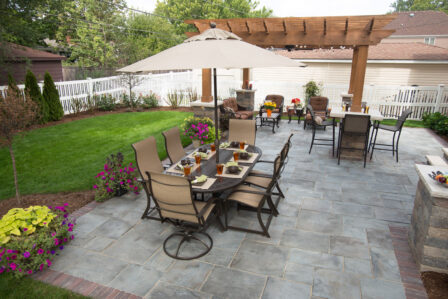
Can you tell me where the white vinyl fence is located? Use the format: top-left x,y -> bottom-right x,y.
1,71 -> 447,120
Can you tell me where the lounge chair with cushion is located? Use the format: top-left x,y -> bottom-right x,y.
304,96 -> 329,129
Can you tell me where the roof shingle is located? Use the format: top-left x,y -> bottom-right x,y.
384,11 -> 448,36
3,42 -> 65,61
275,43 -> 448,61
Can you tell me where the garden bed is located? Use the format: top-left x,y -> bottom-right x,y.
421,271 -> 448,299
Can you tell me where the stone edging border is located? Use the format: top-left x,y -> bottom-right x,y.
389,225 -> 429,299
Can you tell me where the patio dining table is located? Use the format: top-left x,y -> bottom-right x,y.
165,144 -> 263,194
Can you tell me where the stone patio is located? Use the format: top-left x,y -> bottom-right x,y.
46,121 -> 444,299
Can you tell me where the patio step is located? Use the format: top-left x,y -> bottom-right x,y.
443,148 -> 448,160
426,155 -> 448,166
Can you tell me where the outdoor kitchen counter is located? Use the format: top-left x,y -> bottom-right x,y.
409,164 -> 448,274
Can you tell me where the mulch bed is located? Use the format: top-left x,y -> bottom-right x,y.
0,191 -> 95,217
421,271 -> 448,299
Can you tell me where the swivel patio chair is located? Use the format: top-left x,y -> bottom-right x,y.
145,172 -> 223,260
132,136 -> 167,220
369,109 -> 412,162
224,155 -> 282,238
307,104 -> 336,156
228,119 -> 256,146
337,114 -> 371,168
162,127 -> 186,164
304,96 -> 329,129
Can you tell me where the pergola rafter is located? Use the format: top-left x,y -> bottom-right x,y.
186,15 -> 397,111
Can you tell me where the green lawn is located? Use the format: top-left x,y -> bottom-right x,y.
0,274 -> 88,299
0,111 -> 192,200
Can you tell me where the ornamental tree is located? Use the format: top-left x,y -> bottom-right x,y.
42,72 -> 64,121
25,70 -> 49,123
0,86 -> 38,204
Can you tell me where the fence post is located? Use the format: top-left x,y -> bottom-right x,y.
434,84 -> 444,113
87,77 -> 93,98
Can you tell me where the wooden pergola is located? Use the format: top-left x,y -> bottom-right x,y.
185,15 -> 397,112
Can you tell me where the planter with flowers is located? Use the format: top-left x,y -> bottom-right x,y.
291,98 -> 302,109
0,204 -> 75,277
93,152 -> 141,202
182,116 -> 220,147
264,101 -> 277,117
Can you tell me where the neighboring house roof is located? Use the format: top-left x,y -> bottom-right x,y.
276,43 -> 448,61
3,42 -> 65,61
384,11 -> 448,36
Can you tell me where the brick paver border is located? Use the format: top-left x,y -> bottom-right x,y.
389,225 -> 429,299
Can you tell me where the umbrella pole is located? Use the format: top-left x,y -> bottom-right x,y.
213,68 -> 220,164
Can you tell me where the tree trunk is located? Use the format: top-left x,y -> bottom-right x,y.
9,145 -> 21,204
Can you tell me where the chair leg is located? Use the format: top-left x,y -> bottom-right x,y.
368,123 -> 376,152
275,182 -> 285,198
332,120 -> 335,157
257,206 -> 270,238
392,132 -> 396,157
224,200 -> 229,230
363,133 -> 369,168
395,130 -> 402,163
266,195 -> 279,216
309,127 -> 315,154
370,127 -> 379,160
337,131 -> 343,165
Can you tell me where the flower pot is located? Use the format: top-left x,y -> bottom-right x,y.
192,139 -> 200,148
115,186 -> 128,197
267,109 -> 272,117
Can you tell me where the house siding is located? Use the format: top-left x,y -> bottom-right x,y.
0,60 -> 64,85
382,36 -> 448,49
251,62 -> 448,86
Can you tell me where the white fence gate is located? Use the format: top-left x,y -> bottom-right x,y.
0,72 -> 446,120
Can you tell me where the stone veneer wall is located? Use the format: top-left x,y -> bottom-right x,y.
192,105 -> 220,122
409,180 -> 448,274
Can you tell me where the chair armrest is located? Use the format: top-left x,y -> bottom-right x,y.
197,197 -> 218,218
256,159 -> 274,164
249,172 -> 272,178
232,189 -> 271,197
137,178 -> 147,183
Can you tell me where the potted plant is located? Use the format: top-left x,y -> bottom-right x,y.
182,116 -> 218,147
264,101 -> 277,117
291,98 -> 302,109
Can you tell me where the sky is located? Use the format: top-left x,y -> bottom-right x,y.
126,0 -> 396,17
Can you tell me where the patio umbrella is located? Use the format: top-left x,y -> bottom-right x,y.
118,24 -> 306,162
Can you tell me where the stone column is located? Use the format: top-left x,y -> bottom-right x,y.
409,164 -> 448,274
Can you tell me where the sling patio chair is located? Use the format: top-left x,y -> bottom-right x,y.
247,133 -> 293,201
228,119 -> 256,146
223,155 -> 282,238
132,136 -> 169,220
337,114 -> 371,168
307,104 -> 336,156
145,172 -> 224,260
369,108 -> 412,163
163,127 -> 186,164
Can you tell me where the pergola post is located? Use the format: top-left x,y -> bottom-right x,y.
350,45 -> 369,112
201,68 -> 212,102
242,68 -> 250,89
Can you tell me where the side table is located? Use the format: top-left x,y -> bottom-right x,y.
287,107 -> 304,124
256,112 -> 280,133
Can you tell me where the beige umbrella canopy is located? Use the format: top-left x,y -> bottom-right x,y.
118,25 -> 305,162
118,27 -> 305,72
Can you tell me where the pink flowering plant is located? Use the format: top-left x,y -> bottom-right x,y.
93,152 -> 140,201
0,205 -> 75,278
182,116 -> 218,145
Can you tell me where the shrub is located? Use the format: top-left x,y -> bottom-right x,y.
85,94 -> 99,113
165,90 -> 185,109
139,93 -> 159,109
93,152 -> 141,202
121,92 -> 140,109
423,112 -> 448,136
0,205 -> 75,278
25,71 -> 49,123
69,98 -> 84,115
43,72 -> 64,121
97,94 -> 116,111
7,74 -> 20,96
181,116 -> 219,145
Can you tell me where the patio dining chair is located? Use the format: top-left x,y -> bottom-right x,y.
228,119 -> 256,145
337,114 -> 371,168
224,155 -> 282,238
145,172 -> 224,260
248,133 -> 293,201
132,136 -> 167,220
307,104 -> 336,156
369,109 -> 412,162
162,127 -> 186,164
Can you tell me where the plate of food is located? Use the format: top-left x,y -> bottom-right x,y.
192,175 -> 208,186
229,141 -> 240,148
225,162 -> 242,174
237,149 -> 253,160
219,142 -> 230,149
428,171 -> 448,188
175,158 -> 193,170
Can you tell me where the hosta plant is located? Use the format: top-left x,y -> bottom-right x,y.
0,205 -> 75,278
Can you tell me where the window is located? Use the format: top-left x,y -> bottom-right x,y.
424,37 -> 435,45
